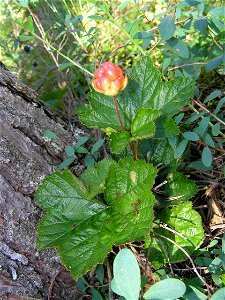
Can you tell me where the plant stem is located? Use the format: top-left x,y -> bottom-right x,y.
104,11 -> 146,56
113,96 -> 125,131
113,96 -> 136,159
188,103 -> 225,138
31,32 -> 94,77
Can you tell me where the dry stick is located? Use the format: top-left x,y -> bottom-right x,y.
107,259 -> 114,300
197,139 -> 225,154
48,268 -> 62,300
188,103 -> 225,139
208,29 -> 223,51
194,100 -> 225,129
168,62 -> 207,71
154,237 -> 174,275
153,232 -> 213,296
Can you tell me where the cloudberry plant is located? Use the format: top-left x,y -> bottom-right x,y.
92,62 -> 128,97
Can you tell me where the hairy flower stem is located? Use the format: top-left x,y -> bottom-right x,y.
113,96 -> 136,159
113,96 -> 125,131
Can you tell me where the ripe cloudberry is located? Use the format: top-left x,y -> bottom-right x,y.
92,62 -> 128,97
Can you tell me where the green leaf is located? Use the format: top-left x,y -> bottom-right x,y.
203,133 -> 215,148
158,16 -> 176,40
84,154 -> 95,168
36,159 -> 157,279
19,0 -> 28,7
23,16 -> 34,32
183,285 -> 207,300
105,158 -> 157,214
43,129 -> 57,140
208,6 -> 225,17
65,145 -> 75,157
205,56 -> 223,72
80,91 -> 124,130
58,62 -> 73,70
109,131 -> 131,154
189,160 -> 212,171
125,20 -> 139,38
75,146 -> 89,154
95,264 -> 104,284
111,249 -> 141,300
162,57 -> 171,72
183,131 -> 200,141
164,171 -> 198,203
162,118 -> 180,138
204,90 -> 221,104
174,139 -> 188,159
201,147 -> 212,167
58,157 -> 75,170
91,288 -> 104,300
131,108 -> 161,139
151,202 -> 204,268
144,278 -> 186,300
91,139 -> 105,154
88,15 -> 106,20
167,38 -> 189,58
194,17 -> 208,31
79,158 -> 113,198
208,257 -> 223,273
19,35 -> 35,41
211,288 -> 225,300
140,138 -> 175,166
80,57 -> 194,131
74,136 -> 89,149
196,117 -> 210,138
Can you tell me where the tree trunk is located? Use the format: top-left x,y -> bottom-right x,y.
0,64 -> 83,299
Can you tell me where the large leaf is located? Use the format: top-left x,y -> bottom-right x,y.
36,158 -> 157,279
80,57 -> 195,131
131,108 -> 161,139
150,202 -> 204,268
109,131 -> 131,154
79,158 -> 113,198
111,249 -> 141,300
164,171 -> 198,204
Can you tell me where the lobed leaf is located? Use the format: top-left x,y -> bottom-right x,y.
36,159 -> 157,279
150,202 -> 204,268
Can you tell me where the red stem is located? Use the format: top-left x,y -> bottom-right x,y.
113,96 -> 125,131
113,95 -> 136,159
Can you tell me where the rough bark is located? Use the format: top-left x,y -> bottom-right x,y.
0,64 -> 84,299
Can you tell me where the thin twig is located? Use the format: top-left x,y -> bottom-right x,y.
194,100 -> 225,129
197,140 -> 225,154
168,62 -> 207,71
48,268 -> 62,300
152,231 -> 212,293
107,259 -> 114,300
149,38 -> 162,52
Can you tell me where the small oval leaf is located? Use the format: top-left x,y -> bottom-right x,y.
183,131 -> 200,141
144,278 -> 186,300
201,147 -> 212,167
158,16 -> 176,40
111,249 -> 141,300
211,287 -> 225,300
